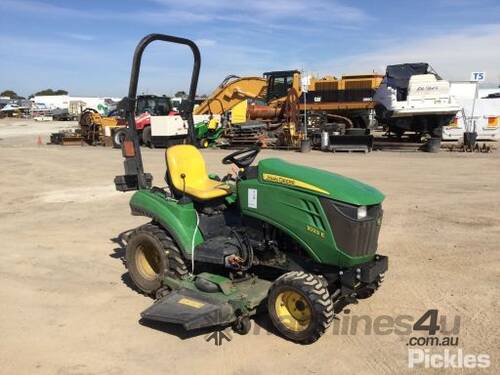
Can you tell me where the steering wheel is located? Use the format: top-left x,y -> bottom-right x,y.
222,145 -> 261,168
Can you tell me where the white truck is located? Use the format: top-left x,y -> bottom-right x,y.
148,114 -> 218,147
442,82 -> 500,141
374,63 -> 460,138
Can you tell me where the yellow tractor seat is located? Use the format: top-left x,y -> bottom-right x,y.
166,145 -> 231,201
207,118 -> 219,130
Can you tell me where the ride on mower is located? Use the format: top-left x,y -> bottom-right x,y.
115,34 -> 388,344
194,117 -> 225,148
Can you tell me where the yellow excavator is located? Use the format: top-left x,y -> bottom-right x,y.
194,75 -> 267,116
193,72 -> 302,147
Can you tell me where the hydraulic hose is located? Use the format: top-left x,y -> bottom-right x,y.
191,211 -> 199,274
230,229 -> 254,271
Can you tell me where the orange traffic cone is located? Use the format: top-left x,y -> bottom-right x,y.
37,135 -> 43,146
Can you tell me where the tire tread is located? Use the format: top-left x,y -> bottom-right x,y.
268,271 -> 334,344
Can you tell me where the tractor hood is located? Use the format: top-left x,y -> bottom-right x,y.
258,158 -> 384,206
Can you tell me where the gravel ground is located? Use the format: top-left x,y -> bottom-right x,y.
0,118 -> 498,374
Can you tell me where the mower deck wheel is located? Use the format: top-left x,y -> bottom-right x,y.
268,271 -> 334,344
232,316 -> 251,335
126,223 -> 188,296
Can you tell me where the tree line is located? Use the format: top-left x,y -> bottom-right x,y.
0,89 -> 69,99
2,89 -> 207,100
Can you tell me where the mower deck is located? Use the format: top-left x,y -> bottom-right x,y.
141,273 -> 271,330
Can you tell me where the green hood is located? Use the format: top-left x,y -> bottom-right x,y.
258,158 -> 384,206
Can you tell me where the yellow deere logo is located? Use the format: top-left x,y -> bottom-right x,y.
262,173 -> 329,195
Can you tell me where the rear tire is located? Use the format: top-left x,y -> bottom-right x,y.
112,128 -> 127,149
267,271 -> 334,344
141,126 -> 152,148
125,223 -> 188,296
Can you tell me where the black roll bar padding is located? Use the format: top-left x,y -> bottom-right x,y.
124,33 -> 201,189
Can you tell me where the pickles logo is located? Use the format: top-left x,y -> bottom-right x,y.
306,225 -> 325,239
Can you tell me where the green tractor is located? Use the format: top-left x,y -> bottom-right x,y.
194,118 -> 225,148
115,34 -> 388,344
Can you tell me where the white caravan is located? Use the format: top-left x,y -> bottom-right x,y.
442,82 -> 500,141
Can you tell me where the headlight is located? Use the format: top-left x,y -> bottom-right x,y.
357,205 -> 367,220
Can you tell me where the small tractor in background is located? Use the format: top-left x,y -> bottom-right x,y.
131,95 -> 179,147
194,117 -> 225,148
131,95 -> 216,148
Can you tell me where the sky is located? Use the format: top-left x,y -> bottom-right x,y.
0,0 -> 499,98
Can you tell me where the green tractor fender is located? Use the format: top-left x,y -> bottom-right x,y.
129,190 -> 203,257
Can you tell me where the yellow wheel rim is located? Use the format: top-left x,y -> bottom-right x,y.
203,140 -> 209,148
135,243 -> 161,281
274,290 -> 312,332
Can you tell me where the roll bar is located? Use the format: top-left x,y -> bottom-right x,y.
115,34 -> 201,191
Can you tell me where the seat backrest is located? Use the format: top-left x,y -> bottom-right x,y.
166,145 -> 208,191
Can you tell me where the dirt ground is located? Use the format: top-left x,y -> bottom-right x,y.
0,118 -> 499,375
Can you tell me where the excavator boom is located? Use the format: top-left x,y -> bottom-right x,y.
194,76 -> 267,115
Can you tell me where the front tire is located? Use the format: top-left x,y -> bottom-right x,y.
200,138 -> 209,148
125,223 -> 188,296
267,271 -> 334,344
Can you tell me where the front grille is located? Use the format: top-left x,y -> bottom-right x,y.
320,198 -> 383,257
